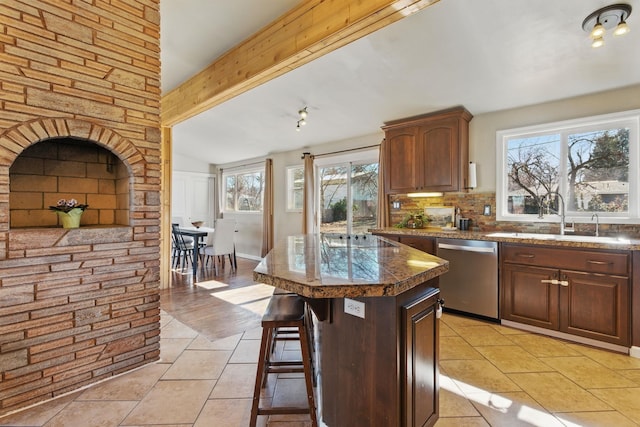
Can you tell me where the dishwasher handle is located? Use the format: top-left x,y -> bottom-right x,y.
438,243 -> 496,253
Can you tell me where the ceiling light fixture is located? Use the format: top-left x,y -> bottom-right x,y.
582,3 -> 632,48
296,106 -> 308,131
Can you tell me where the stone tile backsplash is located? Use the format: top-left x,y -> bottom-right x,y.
389,192 -> 640,237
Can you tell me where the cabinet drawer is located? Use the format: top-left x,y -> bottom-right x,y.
399,236 -> 435,254
502,244 -> 629,276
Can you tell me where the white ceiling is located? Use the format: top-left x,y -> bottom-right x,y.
161,0 -> 640,165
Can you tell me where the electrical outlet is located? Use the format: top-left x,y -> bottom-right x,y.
344,298 -> 365,319
483,204 -> 491,216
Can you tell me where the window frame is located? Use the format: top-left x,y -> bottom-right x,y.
285,165 -> 304,213
222,167 -> 265,213
496,109 -> 640,224
314,148 -> 379,234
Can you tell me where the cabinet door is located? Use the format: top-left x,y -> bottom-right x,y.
560,271 -> 630,346
502,264 -> 560,330
385,126 -> 420,193
402,291 -> 439,427
419,118 -> 460,192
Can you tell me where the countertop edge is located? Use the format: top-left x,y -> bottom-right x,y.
370,228 -> 640,251
253,263 -> 449,299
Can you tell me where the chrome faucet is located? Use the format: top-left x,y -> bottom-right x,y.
591,213 -> 599,237
539,192 -> 570,235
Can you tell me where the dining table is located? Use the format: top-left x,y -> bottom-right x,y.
178,226 -> 214,280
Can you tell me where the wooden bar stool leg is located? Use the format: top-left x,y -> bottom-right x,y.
298,323 -> 318,427
250,327 -> 272,427
262,327 -> 275,388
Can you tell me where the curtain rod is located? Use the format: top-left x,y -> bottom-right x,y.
301,143 -> 380,159
220,159 -> 266,172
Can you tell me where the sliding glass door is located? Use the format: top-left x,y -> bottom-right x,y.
317,151 -> 378,235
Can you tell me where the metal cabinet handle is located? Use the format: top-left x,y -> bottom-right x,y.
587,260 -> 613,265
438,243 -> 495,253
541,278 -> 570,286
517,253 -> 535,258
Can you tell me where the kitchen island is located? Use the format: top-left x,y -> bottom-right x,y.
254,234 -> 448,427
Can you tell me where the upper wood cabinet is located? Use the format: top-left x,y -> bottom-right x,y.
382,107 -> 472,194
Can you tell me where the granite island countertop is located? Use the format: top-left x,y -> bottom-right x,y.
253,233 -> 448,299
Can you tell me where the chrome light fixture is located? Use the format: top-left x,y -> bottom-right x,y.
582,3 -> 632,48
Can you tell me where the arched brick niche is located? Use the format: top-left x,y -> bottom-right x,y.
9,137 -> 130,228
1,118 -> 146,229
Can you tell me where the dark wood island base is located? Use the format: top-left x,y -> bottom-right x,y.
319,282 -> 440,427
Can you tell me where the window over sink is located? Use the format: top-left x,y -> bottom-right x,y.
496,109 -> 639,224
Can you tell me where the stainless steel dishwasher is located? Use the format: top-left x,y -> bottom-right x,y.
436,238 -> 498,320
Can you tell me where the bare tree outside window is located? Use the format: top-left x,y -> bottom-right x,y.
224,171 -> 264,211
507,134 -> 560,214
506,127 -> 629,216
569,129 -> 629,212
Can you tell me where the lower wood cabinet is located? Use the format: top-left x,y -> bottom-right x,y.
501,244 -> 630,346
502,264 -> 560,330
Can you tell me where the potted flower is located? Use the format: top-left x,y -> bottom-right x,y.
49,198 -> 89,228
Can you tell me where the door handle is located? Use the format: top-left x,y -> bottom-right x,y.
437,243 -> 495,253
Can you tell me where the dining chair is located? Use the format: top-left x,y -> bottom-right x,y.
203,218 -> 236,274
170,216 -> 195,245
171,223 -> 194,271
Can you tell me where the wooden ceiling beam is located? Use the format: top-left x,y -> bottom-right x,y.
160,0 -> 439,126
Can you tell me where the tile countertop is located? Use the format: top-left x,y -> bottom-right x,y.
370,227 -> 640,251
253,234 -> 448,299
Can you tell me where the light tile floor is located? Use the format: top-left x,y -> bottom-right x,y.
1,312 -> 640,426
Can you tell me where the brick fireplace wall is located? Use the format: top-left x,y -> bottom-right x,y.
0,1 -> 161,416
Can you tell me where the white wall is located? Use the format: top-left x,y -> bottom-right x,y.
470,84 -> 640,192
172,151 -> 213,174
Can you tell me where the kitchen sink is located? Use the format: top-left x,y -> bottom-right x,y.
486,232 -> 631,244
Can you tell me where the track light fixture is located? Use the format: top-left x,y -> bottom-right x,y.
582,3 -> 632,48
296,107 -> 308,131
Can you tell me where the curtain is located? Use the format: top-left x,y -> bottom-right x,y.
261,158 -> 274,257
377,139 -> 390,228
217,168 -> 224,218
302,152 -> 315,234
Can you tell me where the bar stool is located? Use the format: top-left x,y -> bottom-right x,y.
250,294 -> 317,427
